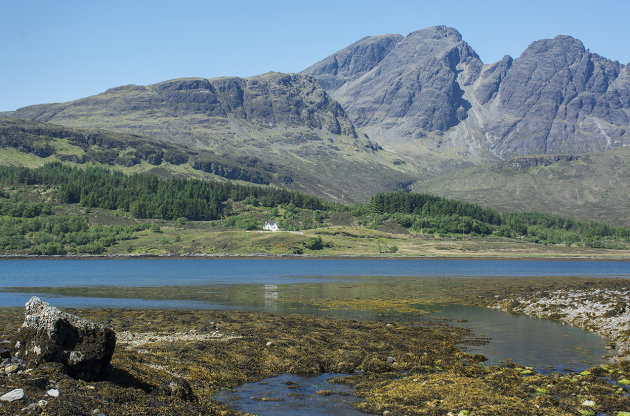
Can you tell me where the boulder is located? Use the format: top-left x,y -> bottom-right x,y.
1,388 -> 25,402
157,377 -> 197,402
14,297 -> 115,380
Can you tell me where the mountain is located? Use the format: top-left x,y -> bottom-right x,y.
7,72 -> 413,202
4,26 -> 630,225
303,26 -> 630,161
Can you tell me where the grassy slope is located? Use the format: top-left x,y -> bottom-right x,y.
117,225 -> 630,259
4,96 -> 630,225
415,147 -> 630,226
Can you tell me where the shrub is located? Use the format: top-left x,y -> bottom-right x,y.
304,237 -> 323,250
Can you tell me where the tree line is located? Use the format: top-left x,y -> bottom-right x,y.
368,192 -> 630,246
0,163 -> 330,221
1,164 -> 628,250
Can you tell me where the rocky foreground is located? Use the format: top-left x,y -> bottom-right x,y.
493,287 -> 630,357
1,294 -> 630,416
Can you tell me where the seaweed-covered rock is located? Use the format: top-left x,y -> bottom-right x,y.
14,297 -> 115,380
157,378 -> 197,402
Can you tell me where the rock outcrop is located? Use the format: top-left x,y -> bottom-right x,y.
303,34 -> 403,91
14,297 -> 115,380
9,72 -> 358,144
484,35 -> 630,156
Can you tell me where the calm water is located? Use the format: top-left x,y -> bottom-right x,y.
214,373 -> 364,416
1,258 -> 629,288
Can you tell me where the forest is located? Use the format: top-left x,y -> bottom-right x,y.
0,163 -> 628,255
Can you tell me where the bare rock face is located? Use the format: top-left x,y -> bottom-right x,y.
305,26 -> 630,157
302,34 -> 404,91
14,297 -> 115,380
304,26 -> 483,138
9,72 -> 358,142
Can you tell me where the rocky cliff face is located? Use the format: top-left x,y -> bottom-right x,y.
303,34 -> 403,91
305,27 -> 483,140
483,36 -> 630,156
304,26 -> 630,159
12,72 -> 357,143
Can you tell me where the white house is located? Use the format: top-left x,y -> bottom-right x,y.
263,222 -> 280,232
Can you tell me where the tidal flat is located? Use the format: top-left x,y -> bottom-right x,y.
1,305 -> 630,416
1,273 -> 630,415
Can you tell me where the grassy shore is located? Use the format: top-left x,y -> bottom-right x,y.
5,207 -> 629,260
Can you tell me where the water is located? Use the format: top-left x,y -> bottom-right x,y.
1,258 -> 628,288
0,260 -> 624,366
1,258 -> 622,415
214,373 -> 364,416
426,303 -> 604,370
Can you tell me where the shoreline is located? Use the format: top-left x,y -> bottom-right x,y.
490,288 -> 630,359
1,253 -> 630,261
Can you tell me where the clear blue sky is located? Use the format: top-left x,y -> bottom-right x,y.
2,0 -> 628,111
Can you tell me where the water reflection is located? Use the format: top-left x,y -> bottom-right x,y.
0,274 -> 615,372
264,284 -> 279,311
215,373 -> 364,416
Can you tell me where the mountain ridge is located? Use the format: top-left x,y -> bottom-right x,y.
3,25 -> 630,224
303,25 -> 630,161
4,72 -> 414,202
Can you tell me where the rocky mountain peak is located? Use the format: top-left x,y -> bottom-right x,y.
303,25 -> 483,139
405,25 -> 463,42
484,34 -> 629,156
522,35 -> 586,59
305,27 -> 630,158
302,34 -> 403,91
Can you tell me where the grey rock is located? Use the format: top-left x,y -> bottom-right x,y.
489,154 -> 580,171
474,55 -> 513,105
14,297 -> 115,380
486,35 -> 630,156
47,389 -> 59,397
10,72 -> 357,141
303,34 -> 403,90
1,388 -> 25,402
304,26 -> 483,136
305,26 -> 630,158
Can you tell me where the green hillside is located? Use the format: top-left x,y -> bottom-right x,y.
416,149 -> 630,226
1,162 -> 628,258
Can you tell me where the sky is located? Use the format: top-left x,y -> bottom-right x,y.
1,0 -> 629,111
